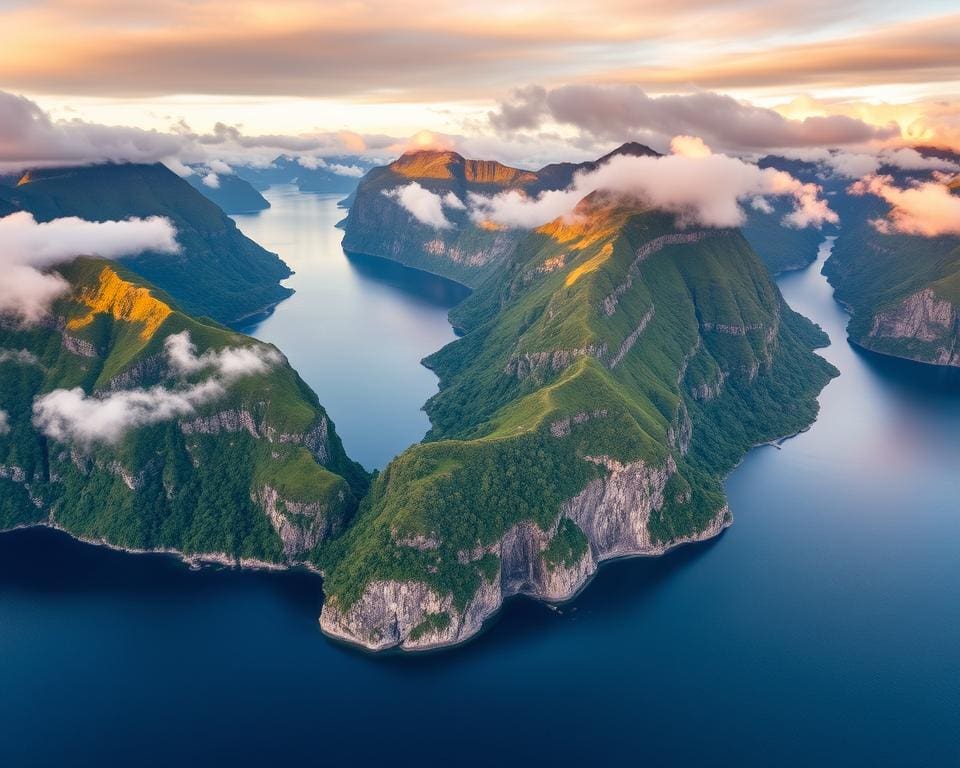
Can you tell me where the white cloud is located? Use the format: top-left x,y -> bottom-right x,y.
207,159 -> 233,175
442,191 -> 466,210
0,410 -> 9,435
780,147 -> 960,180
32,331 -> 281,445
0,348 -> 40,365
296,155 -> 365,177
490,85 -> 896,152
201,171 -> 220,188
670,135 -> 712,159
163,158 -> 194,177
164,331 -> 281,381
468,137 -> 837,230
849,175 -> 960,237
0,212 -> 179,324
0,91 -> 183,172
383,182 -> 453,229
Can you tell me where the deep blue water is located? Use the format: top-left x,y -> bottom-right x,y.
1,210 -> 958,766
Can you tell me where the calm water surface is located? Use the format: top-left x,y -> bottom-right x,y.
1,208 -> 958,766
234,187 -> 469,469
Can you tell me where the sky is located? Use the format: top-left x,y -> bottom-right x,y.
0,0 -> 959,165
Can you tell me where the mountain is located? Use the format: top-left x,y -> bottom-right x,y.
0,164 -> 293,326
317,196 -> 837,650
187,170 -> 271,214
745,154 -> 959,370
0,259 -> 367,562
234,155 -> 376,194
340,143 -> 660,287
823,177 -> 960,368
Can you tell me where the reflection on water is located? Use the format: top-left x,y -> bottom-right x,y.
1,219 -> 958,767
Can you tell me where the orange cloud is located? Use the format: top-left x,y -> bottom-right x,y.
850,175 -> 960,237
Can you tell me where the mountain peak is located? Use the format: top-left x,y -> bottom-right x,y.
391,150 -> 537,185
596,142 -> 661,164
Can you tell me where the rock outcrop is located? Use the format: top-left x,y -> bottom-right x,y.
865,288 -> 960,367
319,455 -> 731,651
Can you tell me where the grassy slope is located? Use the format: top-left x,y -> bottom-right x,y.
0,164 -> 293,325
318,203 -> 836,609
0,258 -> 367,559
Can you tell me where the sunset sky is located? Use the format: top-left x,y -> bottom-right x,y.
1,0 -> 959,165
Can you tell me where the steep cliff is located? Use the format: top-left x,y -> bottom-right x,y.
0,258 -> 367,562
318,199 -> 836,650
823,171 -> 960,368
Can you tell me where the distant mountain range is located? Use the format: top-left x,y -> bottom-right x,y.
234,155 -> 378,195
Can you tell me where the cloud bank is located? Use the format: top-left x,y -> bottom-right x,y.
782,147 -> 960,180
468,137 -> 837,231
32,331 -> 281,445
490,85 -> 897,153
850,175 -> 960,237
0,212 -> 179,323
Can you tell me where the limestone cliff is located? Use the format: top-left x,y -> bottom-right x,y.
320,455 -> 730,651
863,288 -> 960,367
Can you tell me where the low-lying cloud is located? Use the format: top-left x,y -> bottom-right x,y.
32,331 -> 281,445
164,331 -> 281,380
469,137 -> 837,230
490,85 -> 897,153
783,147 -> 960,180
296,155 -> 366,177
384,182 -> 463,229
0,410 -> 9,435
849,175 -> 960,237
0,348 -> 40,366
0,212 -> 179,324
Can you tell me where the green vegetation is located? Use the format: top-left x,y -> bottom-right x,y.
0,258 -> 367,560
0,163 -> 292,325
409,612 -> 451,642
823,188 -> 960,366
543,518 -> 589,570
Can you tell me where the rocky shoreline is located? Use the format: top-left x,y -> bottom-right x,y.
318,454 -> 734,652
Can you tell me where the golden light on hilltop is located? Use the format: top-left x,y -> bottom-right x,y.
68,267 -> 172,341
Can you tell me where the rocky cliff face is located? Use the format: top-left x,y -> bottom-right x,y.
864,288 -> 960,367
319,455 -> 730,651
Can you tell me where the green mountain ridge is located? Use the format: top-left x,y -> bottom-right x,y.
318,196 -> 837,650
0,259 -> 367,563
0,163 -> 293,326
